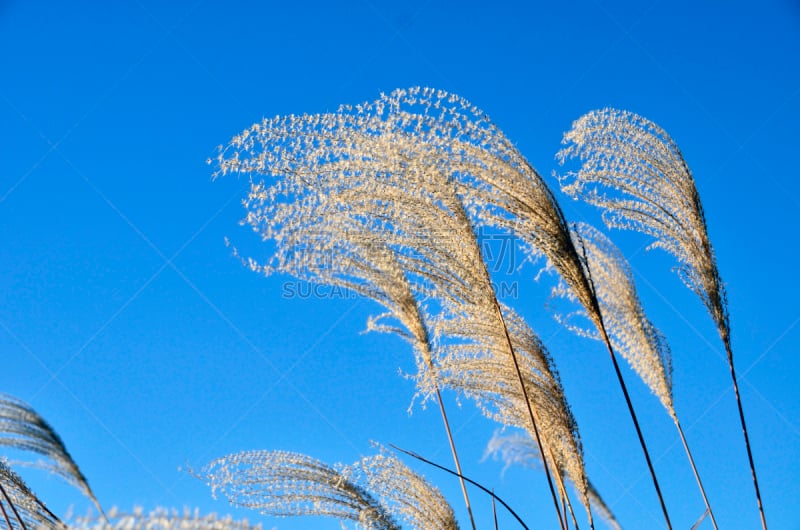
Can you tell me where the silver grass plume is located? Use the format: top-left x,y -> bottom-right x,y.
396,185 -> 586,529
0,394 -> 103,517
196,450 -> 398,529
195,450 -> 458,530
243,177 -> 433,376
557,223 -> 718,528
428,303 -> 596,528
555,223 -> 674,415
214,87 -> 586,529
0,459 -> 64,530
67,506 -> 262,530
351,447 -> 459,530
557,108 -> 764,529
485,432 -> 620,530
214,88 -> 598,327
228,124 -> 478,527
556,109 -> 726,343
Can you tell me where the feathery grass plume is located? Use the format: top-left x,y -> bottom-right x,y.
351,447 -> 459,530
213,88 -> 598,324
556,222 -> 718,528
196,450 -> 458,529
214,88 -> 578,529
0,394 -> 103,517
485,431 -> 620,530
557,108 -> 765,529
428,302 -> 599,529
555,223 -> 674,414
380,183 -> 581,530
67,506 -> 262,530
389,445 -> 532,530
196,450 -> 399,529
237,169 -> 478,529
0,459 -> 64,530
556,109 -> 725,340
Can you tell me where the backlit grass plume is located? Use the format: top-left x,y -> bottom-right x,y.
195,450 -> 456,530
428,303 -> 596,529
213,88 -> 602,528
352,448 -> 459,530
213,88 -> 598,325
197,450 -> 397,529
555,223 -> 673,413
0,394 -> 103,517
558,222 -> 717,527
236,161 -> 479,527
557,108 -> 765,529
556,110 -> 726,337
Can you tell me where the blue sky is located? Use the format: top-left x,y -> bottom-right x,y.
1,1 -> 799,529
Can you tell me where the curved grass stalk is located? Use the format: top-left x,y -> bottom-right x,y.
390,444 -> 528,530
445,200 -> 573,530
353,446 -> 459,530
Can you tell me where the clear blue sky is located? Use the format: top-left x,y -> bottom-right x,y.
1,1 -> 798,529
